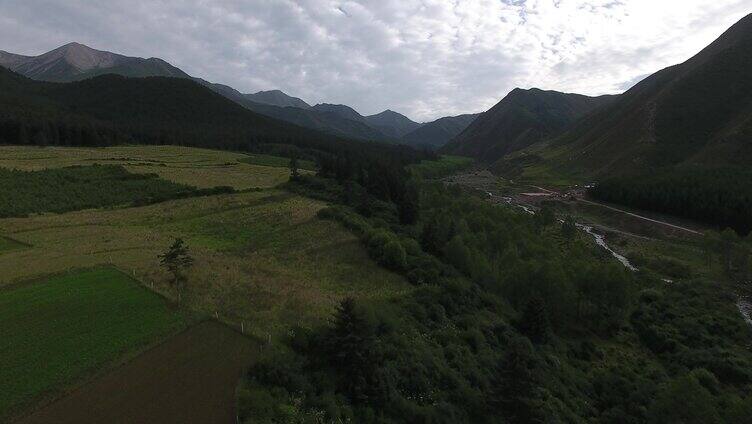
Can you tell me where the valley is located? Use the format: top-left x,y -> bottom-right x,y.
1,7 -> 751,424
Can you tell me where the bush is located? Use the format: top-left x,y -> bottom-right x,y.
382,240 -> 407,270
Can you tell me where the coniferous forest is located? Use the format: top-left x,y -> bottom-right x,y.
590,166 -> 752,236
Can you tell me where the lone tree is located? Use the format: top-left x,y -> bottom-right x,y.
159,238 -> 194,305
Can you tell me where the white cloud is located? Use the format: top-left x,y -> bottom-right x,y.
0,0 -> 749,121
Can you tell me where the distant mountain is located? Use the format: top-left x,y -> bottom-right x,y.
240,101 -> 389,141
0,43 -> 395,141
245,90 -> 311,109
401,114 -> 479,149
442,89 -> 612,162
0,66 -> 353,154
542,12 -> 752,177
364,110 -> 422,139
0,42 -> 188,82
312,103 -> 368,123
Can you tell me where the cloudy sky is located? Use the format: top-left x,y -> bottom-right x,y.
0,1 -> 749,121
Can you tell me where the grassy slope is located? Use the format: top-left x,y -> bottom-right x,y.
0,268 -> 185,417
0,146 -> 410,338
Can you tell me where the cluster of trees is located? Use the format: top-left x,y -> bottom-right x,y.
0,165 -> 230,217
590,166 -> 752,235
239,175 -> 752,423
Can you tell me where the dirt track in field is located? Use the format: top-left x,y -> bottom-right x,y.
16,321 -> 257,424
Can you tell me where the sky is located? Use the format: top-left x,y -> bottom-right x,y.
0,1 -> 749,121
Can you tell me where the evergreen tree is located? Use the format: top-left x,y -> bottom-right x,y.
519,297 -> 550,344
329,298 -> 384,404
492,336 -> 543,422
158,238 -> 194,305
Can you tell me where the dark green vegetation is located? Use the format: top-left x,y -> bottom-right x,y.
0,164 -> 229,217
442,88 -> 612,163
544,13 -> 752,177
407,155 -> 474,179
239,165 -> 752,423
241,153 -> 317,171
401,113 -> 479,149
591,166 -> 752,236
0,268 -> 185,417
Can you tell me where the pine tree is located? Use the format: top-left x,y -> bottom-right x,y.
491,336 -> 543,422
519,297 -> 550,344
329,298 -> 383,404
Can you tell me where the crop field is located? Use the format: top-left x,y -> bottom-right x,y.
17,321 -> 255,424
0,145 -> 294,189
0,268 -> 185,418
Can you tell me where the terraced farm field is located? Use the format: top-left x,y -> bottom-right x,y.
0,146 -> 409,337
0,268 -> 185,419
0,145 -> 296,190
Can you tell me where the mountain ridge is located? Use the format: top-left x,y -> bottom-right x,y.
441,88 -> 612,162
541,12 -> 752,177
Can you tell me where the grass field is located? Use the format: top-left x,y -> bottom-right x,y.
0,190 -> 410,337
0,145 -> 294,190
0,268 -> 185,417
0,236 -> 27,253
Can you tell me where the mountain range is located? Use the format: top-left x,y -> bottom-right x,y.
442,13 -> 752,180
2,12 -> 750,178
0,43 -> 476,146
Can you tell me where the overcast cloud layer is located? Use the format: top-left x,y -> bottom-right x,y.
0,1 -> 749,121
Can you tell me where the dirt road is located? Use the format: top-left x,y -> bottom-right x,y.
577,199 -> 703,235
16,321 -> 257,424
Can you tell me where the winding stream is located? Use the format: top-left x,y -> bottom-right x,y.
739,298 -> 752,328
477,176 -> 750,329
576,224 -> 639,271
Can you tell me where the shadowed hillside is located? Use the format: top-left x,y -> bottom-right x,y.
402,113 -> 479,148
547,13 -> 752,176
442,88 -> 612,162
